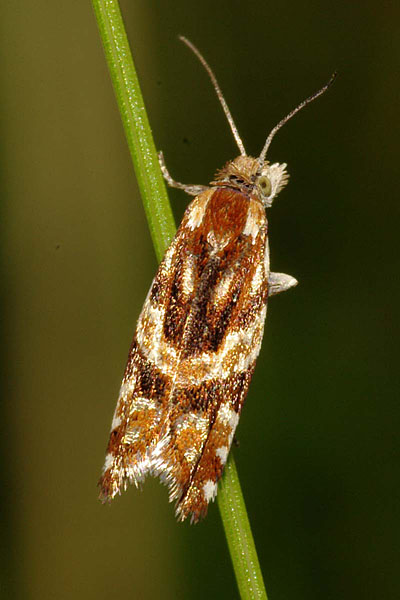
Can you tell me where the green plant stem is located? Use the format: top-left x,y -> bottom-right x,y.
218,455 -> 268,599
91,2 -> 268,598
92,0 -> 175,260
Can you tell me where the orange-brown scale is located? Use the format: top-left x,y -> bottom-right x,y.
206,188 -> 249,247
161,189 -> 267,358
100,181 -> 272,519
175,402 -> 239,521
161,368 -> 255,519
163,255 -> 200,343
182,370 -> 254,479
148,230 -> 187,307
208,233 -> 267,333
99,348 -> 173,500
100,469 -> 118,501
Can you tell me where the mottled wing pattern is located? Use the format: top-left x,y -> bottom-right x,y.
99,186 -> 270,522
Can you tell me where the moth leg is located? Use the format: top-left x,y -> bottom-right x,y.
158,151 -> 209,196
268,272 -> 298,296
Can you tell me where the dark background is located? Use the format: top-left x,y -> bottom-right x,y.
2,1 -> 399,599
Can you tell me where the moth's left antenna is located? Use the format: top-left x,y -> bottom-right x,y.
179,36 -> 246,157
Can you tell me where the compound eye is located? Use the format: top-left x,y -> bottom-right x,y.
257,175 -> 272,197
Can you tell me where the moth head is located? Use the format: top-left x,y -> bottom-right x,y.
213,156 -> 289,207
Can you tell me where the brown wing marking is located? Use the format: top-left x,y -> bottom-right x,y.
99,343 -> 173,501
169,368 -> 255,522
154,189 -> 268,521
99,187 -> 270,521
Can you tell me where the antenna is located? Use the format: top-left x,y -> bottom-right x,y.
179,36 -> 246,156
258,72 -> 337,165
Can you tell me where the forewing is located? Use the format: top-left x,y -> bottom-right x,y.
99,190 -> 215,501
99,187 -> 270,521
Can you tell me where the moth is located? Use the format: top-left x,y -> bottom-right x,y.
99,36 -> 335,522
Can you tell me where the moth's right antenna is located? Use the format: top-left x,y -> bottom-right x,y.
258,72 -> 337,165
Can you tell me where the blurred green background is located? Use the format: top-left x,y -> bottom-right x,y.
2,1 -> 399,599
